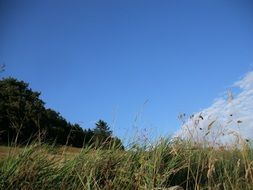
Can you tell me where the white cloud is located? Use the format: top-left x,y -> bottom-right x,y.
176,71 -> 253,146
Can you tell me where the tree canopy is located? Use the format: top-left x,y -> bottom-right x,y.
0,77 -> 124,149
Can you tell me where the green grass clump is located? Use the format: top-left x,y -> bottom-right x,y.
0,140 -> 253,190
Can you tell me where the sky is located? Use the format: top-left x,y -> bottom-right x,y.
1,0 -> 253,142
178,71 -> 253,146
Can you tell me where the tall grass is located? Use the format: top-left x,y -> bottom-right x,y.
0,139 -> 253,190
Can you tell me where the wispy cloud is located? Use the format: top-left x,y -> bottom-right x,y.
177,71 -> 253,146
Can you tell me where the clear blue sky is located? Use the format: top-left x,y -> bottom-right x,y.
1,0 -> 253,141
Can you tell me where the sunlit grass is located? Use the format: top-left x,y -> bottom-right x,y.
0,139 -> 253,190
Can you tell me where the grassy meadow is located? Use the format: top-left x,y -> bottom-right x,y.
0,139 -> 253,190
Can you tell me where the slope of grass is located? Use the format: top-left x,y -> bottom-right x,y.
0,140 -> 253,190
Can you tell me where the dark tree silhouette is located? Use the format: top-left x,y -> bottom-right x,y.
94,120 -> 112,137
0,77 -> 45,144
0,77 -> 124,149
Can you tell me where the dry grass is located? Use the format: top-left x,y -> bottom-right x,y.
0,140 -> 253,190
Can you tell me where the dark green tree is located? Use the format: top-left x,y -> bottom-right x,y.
94,120 -> 112,137
93,120 -> 111,148
93,120 -> 124,149
42,108 -> 68,145
0,77 -> 45,144
0,77 -> 124,149
67,123 -> 85,147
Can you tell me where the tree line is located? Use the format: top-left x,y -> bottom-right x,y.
0,77 -> 123,149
